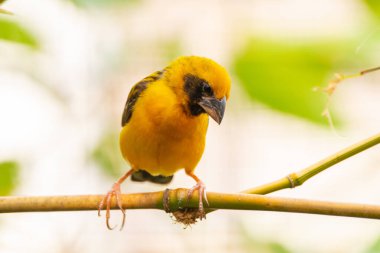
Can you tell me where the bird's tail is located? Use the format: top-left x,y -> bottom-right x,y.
131,170 -> 173,184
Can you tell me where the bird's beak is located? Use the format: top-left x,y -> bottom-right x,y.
198,96 -> 226,124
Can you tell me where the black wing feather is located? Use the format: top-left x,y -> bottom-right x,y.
121,70 -> 164,126
131,170 -> 173,184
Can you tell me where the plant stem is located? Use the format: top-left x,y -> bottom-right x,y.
242,132 -> 380,195
1,190 -> 380,220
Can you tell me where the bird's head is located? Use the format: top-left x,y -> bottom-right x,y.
165,56 -> 231,124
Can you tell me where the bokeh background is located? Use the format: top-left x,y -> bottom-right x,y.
1,0 -> 380,252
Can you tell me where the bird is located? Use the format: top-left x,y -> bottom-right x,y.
98,56 -> 231,230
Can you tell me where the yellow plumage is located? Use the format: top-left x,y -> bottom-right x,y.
99,56 -> 231,229
119,76 -> 209,176
121,56 -> 230,176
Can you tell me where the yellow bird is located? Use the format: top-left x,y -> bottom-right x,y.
98,56 -> 231,229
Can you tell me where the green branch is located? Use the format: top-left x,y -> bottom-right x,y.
242,132 -> 380,195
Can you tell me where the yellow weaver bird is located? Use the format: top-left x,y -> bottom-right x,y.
98,56 -> 231,229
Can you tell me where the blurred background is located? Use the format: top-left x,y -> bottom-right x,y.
1,0 -> 380,252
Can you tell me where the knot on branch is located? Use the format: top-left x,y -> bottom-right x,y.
287,173 -> 300,188
163,188 -> 203,226
172,208 -> 202,226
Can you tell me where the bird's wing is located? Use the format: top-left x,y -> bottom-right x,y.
131,170 -> 173,184
121,70 -> 165,126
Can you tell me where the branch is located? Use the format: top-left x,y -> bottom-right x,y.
1,190 -> 380,221
241,131 -> 380,195
200,131 -> 380,217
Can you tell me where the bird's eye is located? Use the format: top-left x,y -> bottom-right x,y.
202,82 -> 212,94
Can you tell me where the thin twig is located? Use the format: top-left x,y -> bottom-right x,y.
200,132 -> 380,216
242,132 -> 380,195
1,190 -> 380,220
360,66 -> 380,75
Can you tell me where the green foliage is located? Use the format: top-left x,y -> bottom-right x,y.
0,161 -> 19,196
91,131 -> 125,178
233,38 -> 355,124
0,17 -> 39,49
365,237 -> 380,253
238,223 -> 292,253
363,0 -> 380,19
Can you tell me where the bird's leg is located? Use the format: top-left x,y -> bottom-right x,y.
98,168 -> 135,230
185,171 -> 209,220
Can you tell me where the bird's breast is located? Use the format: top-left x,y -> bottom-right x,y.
119,84 -> 209,176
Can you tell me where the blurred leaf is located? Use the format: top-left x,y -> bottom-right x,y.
0,8 -> 12,15
365,237 -> 380,253
91,131 -> 124,178
69,0 -> 140,9
0,161 -> 19,196
238,223 -> 292,253
363,0 -> 380,19
0,0 -> 11,15
233,38 -> 356,125
0,18 -> 39,49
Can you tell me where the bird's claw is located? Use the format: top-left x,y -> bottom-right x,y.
98,182 -> 126,231
187,181 -> 208,220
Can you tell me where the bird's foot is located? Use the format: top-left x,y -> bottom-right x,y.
187,181 -> 209,220
98,182 -> 126,230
